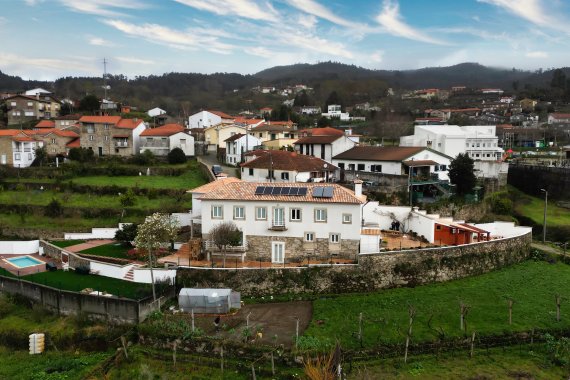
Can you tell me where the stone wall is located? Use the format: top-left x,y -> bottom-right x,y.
508,164 -> 570,201
245,235 -> 358,261
178,232 -> 532,297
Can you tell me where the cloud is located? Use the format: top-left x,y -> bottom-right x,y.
477,0 -> 569,33
370,50 -> 384,63
284,33 -> 353,59
298,14 -> 318,29
24,0 -> 44,5
286,0 -> 355,28
103,19 -> 233,54
376,0 -> 447,45
246,46 -> 273,58
59,0 -> 146,17
116,56 -> 155,65
526,51 -> 548,58
88,37 -> 115,46
0,53 -> 99,79
173,0 -> 278,22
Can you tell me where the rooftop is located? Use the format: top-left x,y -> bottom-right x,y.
242,150 -> 338,172
140,123 -> 185,136
333,146 -> 426,161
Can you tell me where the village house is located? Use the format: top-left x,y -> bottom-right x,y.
240,150 -> 337,183
193,180 -> 368,262
249,121 -> 298,150
294,131 -> 356,163
189,110 -> 234,129
78,116 -> 146,157
299,106 -> 321,115
5,94 -> 61,126
0,130 -> 43,167
548,113 -> 570,125
54,114 -> 81,130
139,123 -> 195,156
204,123 -> 247,152
26,128 -> 79,157
321,104 -> 351,121
224,133 -> 262,165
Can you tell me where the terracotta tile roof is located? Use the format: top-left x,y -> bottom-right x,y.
208,110 -> 234,119
459,223 -> 489,234
251,122 -> 293,132
333,146 -> 426,161
403,160 -> 439,167
79,115 -> 122,124
234,117 -> 265,125
13,136 -> 34,142
49,129 -> 79,138
189,178 -> 242,193
241,150 -> 337,172
66,138 -> 80,148
116,118 -> 144,129
0,130 -> 23,137
224,133 -> 245,142
35,120 -> 55,128
294,135 -> 343,144
198,182 -> 364,204
140,123 -> 185,136
5,94 -> 50,103
550,113 -> 570,119
297,127 -> 344,136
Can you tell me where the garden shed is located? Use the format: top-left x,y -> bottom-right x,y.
178,288 -> 241,314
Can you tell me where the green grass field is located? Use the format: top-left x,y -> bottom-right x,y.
23,270 -> 151,299
0,212 -> 140,231
511,187 -> 570,227
49,239 -> 85,248
305,261 -> 570,350
68,170 -> 206,190
79,243 -> 130,259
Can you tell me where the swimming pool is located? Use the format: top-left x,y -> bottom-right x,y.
6,256 -> 43,268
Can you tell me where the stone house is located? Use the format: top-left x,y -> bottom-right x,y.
5,94 -> 61,126
78,116 -> 146,157
192,180 -> 367,262
28,129 -> 80,156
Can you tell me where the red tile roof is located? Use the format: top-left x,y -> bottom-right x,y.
35,120 -> 55,128
79,115 -> 122,124
298,127 -> 344,137
208,110 -> 234,119
140,123 -> 185,136
189,177 -> 242,194
0,130 -> 22,136
550,113 -> 570,119
55,114 -> 81,120
13,136 -> 34,142
241,150 -> 337,172
116,118 -> 144,129
224,133 -> 245,142
294,135 -> 343,144
251,122 -> 294,132
66,138 -> 80,148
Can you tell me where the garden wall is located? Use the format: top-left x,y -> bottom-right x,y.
177,232 -> 532,297
0,240 -> 39,254
64,228 -> 119,240
0,275 -> 171,324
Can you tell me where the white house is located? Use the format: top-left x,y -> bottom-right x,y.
24,88 -> 51,96
188,110 -> 234,129
193,180 -> 367,262
294,134 -> 356,163
224,133 -> 262,165
300,106 -> 321,115
400,124 -> 506,178
321,104 -> 351,121
548,113 -> 570,124
139,123 -> 195,156
332,146 -> 451,181
240,150 -> 338,183
147,107 -> 166,118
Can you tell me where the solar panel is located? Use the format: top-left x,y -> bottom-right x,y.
298,188 -> 308,196
312,187 -> 324,197
263,187 -> 273,194
322,186 -> 334,198
289,188 -> 299,195
255,186 -> 265,195
270,187 -> 281,195
281,187 -> 291,195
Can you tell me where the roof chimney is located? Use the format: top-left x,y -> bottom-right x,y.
354,179 -> 363,198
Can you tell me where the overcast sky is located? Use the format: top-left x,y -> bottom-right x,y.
2,0 -> 569,80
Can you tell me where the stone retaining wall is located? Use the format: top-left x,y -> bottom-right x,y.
178,232 -> 532,296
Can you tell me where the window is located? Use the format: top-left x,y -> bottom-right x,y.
436,225 -> 441,230
52,149 -> 56,153
104,124 -> 109,130
255,207 -> 267,220
342,214 -> 352,224
28,153 -> 32,160
51,138 -> 56,144
348,164 -> 355,171
281,172 -> 289,180
268,169 -> 274,179
105,136 -> 109,141
89,135 -> 94,141
330,233 -> 340,243
338,163 -> 345,170
87,126 -> 95,134
305,232 -> 314,242
25,111 -> 34,116
14,153 -> 20,160
249,168 -> 254,176
371,164 -> 382,172
13,111 -> 21,116
211,205 -> 223,219
314,208 -> 327,222
27,102 -> 33,107
233,206 -> 245,219
180,139 -> 186,145
290,208 -> 301,221
440,164 -> 447,171
357,164 -> 365,171
10,102 -> 16,107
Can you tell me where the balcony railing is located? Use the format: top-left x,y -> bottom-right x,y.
115,141 -> 129,147
269,220 -> 287,231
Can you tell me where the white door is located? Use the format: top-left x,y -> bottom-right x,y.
0,155 -> 5,165
271,242 -> 285,263
273,208 -> 285,227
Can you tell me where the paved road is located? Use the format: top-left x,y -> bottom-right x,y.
197,154 -> 238,178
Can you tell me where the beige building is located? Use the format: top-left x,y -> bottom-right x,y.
204,123 -> 247,151
78,116 -> 146,157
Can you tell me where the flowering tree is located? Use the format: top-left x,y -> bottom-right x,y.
134,213 -> 180,302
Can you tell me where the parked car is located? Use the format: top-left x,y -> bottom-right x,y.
211,165 -> 223,176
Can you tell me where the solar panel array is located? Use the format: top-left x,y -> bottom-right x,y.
255,186 -> 308,196
312,186 -> 334,198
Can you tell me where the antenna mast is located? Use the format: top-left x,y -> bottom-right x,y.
103,58 -> 108,99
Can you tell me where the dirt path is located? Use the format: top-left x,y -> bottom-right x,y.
531,242 -> 566,255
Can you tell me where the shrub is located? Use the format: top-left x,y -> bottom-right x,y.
68,147 -> 95,163
115,223 -> 138,246
167,148 -> 187,164
129,150 -> 156,165
489,193 -> 513,215
119,188 -> 136,208
75,265 -> 90,275
45,198 -> 63,217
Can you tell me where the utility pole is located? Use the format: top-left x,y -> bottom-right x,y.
541,189 -> 548,243
103,58 -> 108,100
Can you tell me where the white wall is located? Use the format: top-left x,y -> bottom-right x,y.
362,203 -> 436,242
189,111 -> 221,129
408,211 -> 436,242
172,213 -> 192,226
332,159 -> 402,175
240,167 -> 302,183
473,222 -> 532,239
474,161 -> 509,179
65,228 -> 118,240
0,240 -> 39,254
90,261 -> 133,280
296,136 -> 355,163
170,132 -> 195,156
133,268 -> 177,284
132,122 -> 147,156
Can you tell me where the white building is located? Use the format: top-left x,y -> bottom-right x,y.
321,104 -> 351,121
139,124 -> 195,156
294,134 -> 356,163
240,150 -> 338,183
147,107 -> 166,118
224,133 -> 262,165
548,113 -> 570,124
188,110 -> 234,129
300,106 -> 322,115
333,146 -> 451,181
24,88 -> 51,96
400,125 -> 506,178
193,180 -> 368,262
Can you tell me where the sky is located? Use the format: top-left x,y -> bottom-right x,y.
1,0 -> 570,80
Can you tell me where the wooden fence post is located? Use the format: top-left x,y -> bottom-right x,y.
470,332 -> 476,358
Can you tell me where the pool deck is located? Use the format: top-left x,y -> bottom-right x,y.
0,253 -> 57,276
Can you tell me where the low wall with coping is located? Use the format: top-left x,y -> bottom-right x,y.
0,240 -> 39,255
177,232 -> 532,296
64,228 -> 119,240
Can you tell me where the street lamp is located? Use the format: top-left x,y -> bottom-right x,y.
540,188 -> 548,243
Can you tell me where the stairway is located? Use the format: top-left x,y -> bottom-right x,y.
123,266 -> 136,281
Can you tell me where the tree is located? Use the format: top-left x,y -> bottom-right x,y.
115,223 -> 138,246
68,147 -> 95,163
79,94 -> 100,113
45,198 -> 63,217
130,149 -> 155,165
325,91 -> 343,110
208,221 -> 242,268
293,90 -> 312,107
448,153 -> 476,195
32,146 -> 48,167
134,213 -> 180,302
60,102 -> 73,116
167,147 -> 187,164
551,69 -> 566,90
119,188 -> 136,208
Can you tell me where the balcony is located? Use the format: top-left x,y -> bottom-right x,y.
115,141 -> 129,148
269,220 -> 287,231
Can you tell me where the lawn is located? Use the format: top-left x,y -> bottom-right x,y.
0,212 -> 141,231
68,170 -> 206,190
49,239 -> 85,248
24,270 -> 151,299
511,187 -> 570,227
305,261 -> 570,350
79,242 -> 130,259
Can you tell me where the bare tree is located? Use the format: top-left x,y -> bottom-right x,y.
459,301 -> 470,332
208,222 -> 242,268
404,305 -> 416,363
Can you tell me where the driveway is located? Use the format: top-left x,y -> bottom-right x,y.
197,154 -> 239,178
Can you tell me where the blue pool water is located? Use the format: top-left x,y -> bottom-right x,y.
7,256 -> 43,268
